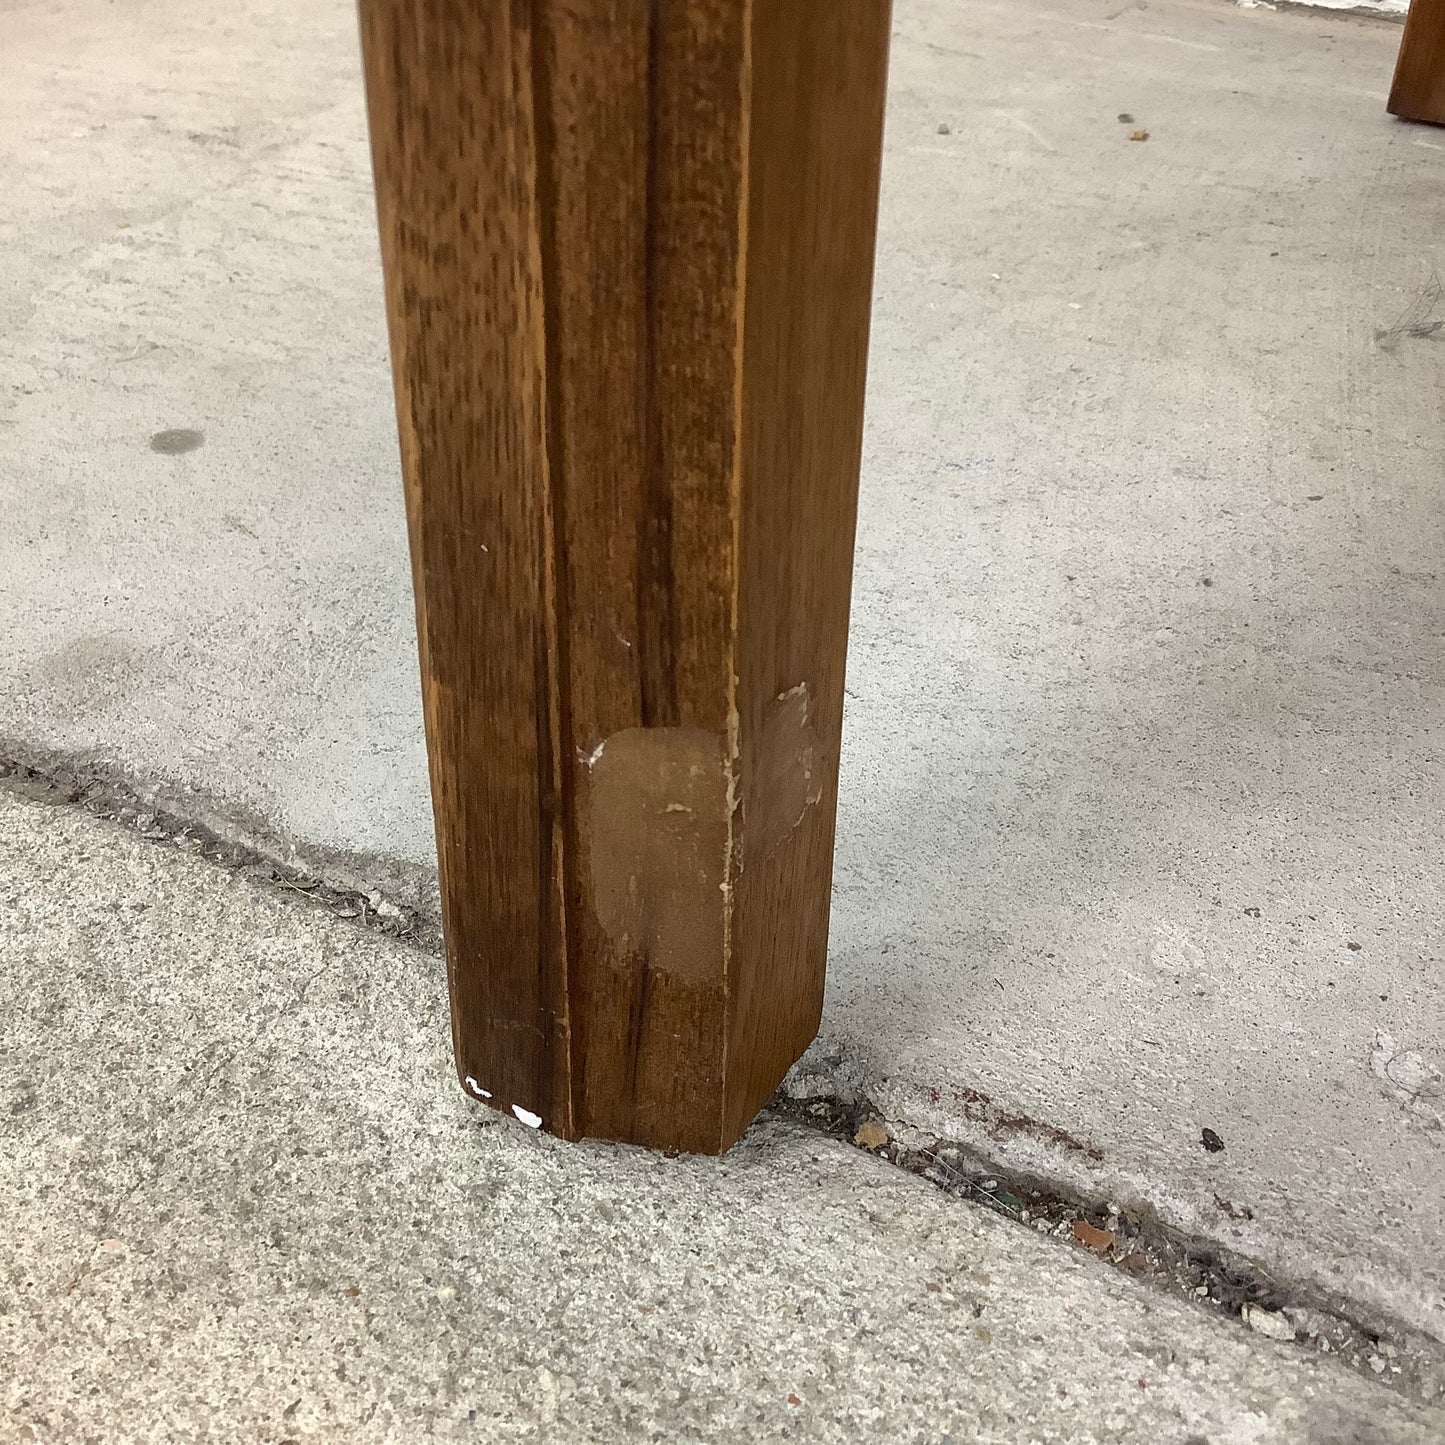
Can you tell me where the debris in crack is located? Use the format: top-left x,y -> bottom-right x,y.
766,1090 -> 1443,1404
1072,1220 -> 1113,1253
0,752 -> 434,949
1242,1304 -> 1295,1341
7,744 -> 1443,1407
853,1119 -> 889,1150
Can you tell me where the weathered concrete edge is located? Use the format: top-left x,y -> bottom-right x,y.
778,1045 -> 1445,1405
3,737 -> 1441,1406
0,737 -> 441,948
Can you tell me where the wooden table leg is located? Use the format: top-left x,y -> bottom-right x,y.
359,0 -> 891,1153
1389,0 -> 1445,124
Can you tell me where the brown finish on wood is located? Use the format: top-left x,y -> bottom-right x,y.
1389,0 -> 1445,125
359,0 -> 891,1153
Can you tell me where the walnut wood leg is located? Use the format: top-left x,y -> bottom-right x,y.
359,0 -> 891,1153
1389,0 -> 1445,124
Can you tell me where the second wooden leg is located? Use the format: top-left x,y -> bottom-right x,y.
1389,0 -> 1445,124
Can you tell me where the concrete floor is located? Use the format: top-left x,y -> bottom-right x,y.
5,788 -> 1443,1444
3,0 -> 1445,1434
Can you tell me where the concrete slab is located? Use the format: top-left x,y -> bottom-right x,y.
0,0 -> 429,897
829,0 -> 1445,1350
4,789 -> 1443,1444
2,0 -> 1443,1364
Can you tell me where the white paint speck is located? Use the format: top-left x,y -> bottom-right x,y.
465,1076 -> 492,1099
512,1105 -> 542,1129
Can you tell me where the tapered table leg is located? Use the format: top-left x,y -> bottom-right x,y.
359,0 -> 891,1152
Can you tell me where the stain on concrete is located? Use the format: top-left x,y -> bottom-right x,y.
919,1081 -> 1107,1163
149,428 -> 204,454
26,634 -> 139,710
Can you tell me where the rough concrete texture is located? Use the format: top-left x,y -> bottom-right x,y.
0,0 -> 428,900
830,0 -> 1445,1351
2,0 -> 1443,1380
3,791 -> 1442,1444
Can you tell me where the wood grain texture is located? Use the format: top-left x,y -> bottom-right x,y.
1389,0 -> 1445,125
360,0 -> 891,1152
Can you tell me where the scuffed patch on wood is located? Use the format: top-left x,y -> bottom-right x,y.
747,682 -> 823,865
584,727 -> 729,983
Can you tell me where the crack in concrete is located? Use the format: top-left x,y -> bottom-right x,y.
0,745 -> 439,952
5,742 -> 1443,1407
767,1092 -> 1445,1407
